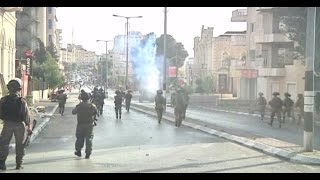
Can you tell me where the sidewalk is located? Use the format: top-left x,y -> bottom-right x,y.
123,97 -> 320,165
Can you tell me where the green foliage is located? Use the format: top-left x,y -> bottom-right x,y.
202,76 -> 214,93
34,38 -> 47,64
41,52 -> 64,89
47,41 -> 59,61
156,34 -> 189,68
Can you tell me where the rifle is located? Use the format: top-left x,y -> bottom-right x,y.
23,119 -> 37,147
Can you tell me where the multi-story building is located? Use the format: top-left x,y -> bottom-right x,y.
213,31 -> 247,97
193,26 -> 214,80
240,7 -> 304,101
0,7 -> 22,90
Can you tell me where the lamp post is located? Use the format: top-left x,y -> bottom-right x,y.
96,40 -> 112,91
113,14 -> 142,90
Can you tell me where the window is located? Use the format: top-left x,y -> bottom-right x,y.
49,19 -> 52,29
250,23 -> 255,32
48,7 -> 52,14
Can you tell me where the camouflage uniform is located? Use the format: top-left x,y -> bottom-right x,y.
72,92 -> 97,159
114,90 -> 123,119
268,92 -> 283,128
155,90 -> 166,123
174,90 -> 186,127
56,91 -> 67,116
0,79 -> 31,170
256,93 -> 267,120
124,91 -> 133,112
282,93 -> 294,123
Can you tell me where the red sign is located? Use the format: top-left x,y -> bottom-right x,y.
241,69 -> 257,78
25,49 -> 33,57
169,66 -> 176,77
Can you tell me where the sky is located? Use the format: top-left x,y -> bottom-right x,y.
56,7 -> 247,57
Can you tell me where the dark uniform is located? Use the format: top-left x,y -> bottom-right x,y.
269,92 -> 283,128
282,92 -> 294,123
182,89 -> 189,120
56,90 -> 67,116
91,87 -> 100,117
256,92 -> 267,120
72,92 -> 97,159
124,91 -> 133,112
295,94 -> 304,125
114,90 -> 123,119
98,88 -> 106,115
0,78 -> 31,170
155,90 -> 165,123
174,89 -> 186,127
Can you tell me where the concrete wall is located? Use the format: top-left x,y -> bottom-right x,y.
32,89 -> 49,104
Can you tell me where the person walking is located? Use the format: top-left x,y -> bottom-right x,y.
256,92 -> 267,120
0,78 -> 32,170
72,92 -> 98,159
154,90 -> 166,124
268,92 -> 283,128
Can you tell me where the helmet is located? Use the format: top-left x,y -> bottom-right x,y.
115,90 -> 120,95
258,92 -> 263,96
7,78 -> 22,92
99,88 -> 103,91
284,92 -> 291,97
157,90 -> 163,94
298,93 -> 303,98
272,92 -> 280,96
80,92 -> 89,101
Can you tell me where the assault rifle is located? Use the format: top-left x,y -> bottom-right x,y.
23,119 -> 37,147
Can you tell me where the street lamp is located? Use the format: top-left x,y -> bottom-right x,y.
96,40 -> 112,90
113,14 -> 142,90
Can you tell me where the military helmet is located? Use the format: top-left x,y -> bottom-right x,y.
80,92 -> 90,101
94,87 -> 98,91
272,92 -> 280,96
115,90 -> 120,95
99,88 -> 103,91
258,92 -> 263,96
7,78 -> 22,92
157,90 -> 163,94
284,92 -> 291,97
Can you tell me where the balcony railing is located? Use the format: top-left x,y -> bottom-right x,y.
231,9 -> 247,22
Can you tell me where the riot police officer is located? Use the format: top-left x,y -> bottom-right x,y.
282,92 -> 294,123
72,92 -> 97,159
174,88 -> 186,127
124,90 -> 133,112
256,92 -> 267,120
0,78 -> 32,170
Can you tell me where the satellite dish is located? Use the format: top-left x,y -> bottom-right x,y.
2,7 -> 23,12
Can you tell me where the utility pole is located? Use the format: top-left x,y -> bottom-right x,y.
163,7 -> 167,112
304,7 -> 316,152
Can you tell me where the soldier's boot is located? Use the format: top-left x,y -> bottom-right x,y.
15,163 -> 23,170
119,114 -> 121,119
74,151 -> 82,157
85,154 -> 90,159
0,160 -> 6,171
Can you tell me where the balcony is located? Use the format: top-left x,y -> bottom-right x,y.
258,67 -> 286,77
231,9 -> 247,22
255,33 -> 292,44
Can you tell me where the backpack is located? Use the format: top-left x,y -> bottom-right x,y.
0,95 -> 23,121
175,93 -> 186,110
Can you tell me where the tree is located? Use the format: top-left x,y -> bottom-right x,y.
280,7 -> 320,73
156,34 -> 189,68
42,52 -> 65,89
47,41 -> 59,61
34,38 -> 47,64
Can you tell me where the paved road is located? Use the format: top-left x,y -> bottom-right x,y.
2,91 -> 320,172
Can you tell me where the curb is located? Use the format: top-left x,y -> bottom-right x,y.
129,104 -> 320,165
9,104 -> 59,149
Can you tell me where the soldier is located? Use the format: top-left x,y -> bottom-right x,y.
98,88 -> 106,115
72,92 -> 97,159
155,90 -> 166,124
182,88 -> 189,120
124,90 -> 133,112
282,92 -> 294,123
91,87 -> 100,118
268,92 -> 283,128
0,78 -> 32,170
295,93 -> 304,125
256,92 -> 267,120
114,90 -> 123,119
56,90 -> 67,116
174,88 -> 186,127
